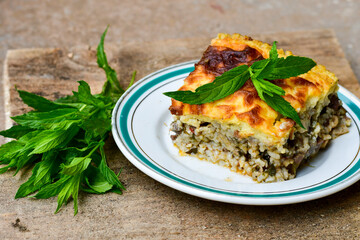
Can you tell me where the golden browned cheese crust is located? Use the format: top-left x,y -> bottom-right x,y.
169,33 -> 339,146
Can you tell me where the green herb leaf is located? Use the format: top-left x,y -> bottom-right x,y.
0,125 -> 34,139
34,175 -> 71,199
110,187 -> 123,195
33,174 -> 80,215
0,141 -> 24,164
35,174 -> 81,215
250,59 -> 271,79
30,127 -> 79,154
15,151 -> 59,198
61,157 -> 91,176
81,109 -> 111,139
12,108 -> 78,130
269,41 -> 278,60
13,152 -> 39,175
0,137 -> 39,175
99,146 -> 125,191
251,42 -> 316,81
97,26 -> 124,101
33,151 -> 60,186
256,56 -> 316,80
263,93 -> 304,128
255,56 -> 316,81
15,164 -> 41,198
17,90 -> 71,112
83,165 -> 113,194
252,78 -> 285,98
127,71 -> 137,90
73,81 -> 104,107
164,65 -> 250,104
0,27 -> 133,215
69,176 -> 80,215
252,73 -> 304,128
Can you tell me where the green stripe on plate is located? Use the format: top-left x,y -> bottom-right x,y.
118,65 -> 360,198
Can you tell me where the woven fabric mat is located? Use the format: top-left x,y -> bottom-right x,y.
1,30 -> 360,239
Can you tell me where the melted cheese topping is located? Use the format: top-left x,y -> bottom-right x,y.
169,33 -> 339,146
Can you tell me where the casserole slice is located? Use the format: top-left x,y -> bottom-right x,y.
169,33 -> 350,182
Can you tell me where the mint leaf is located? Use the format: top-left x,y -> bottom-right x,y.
84,176 -> 113,193
15,151 -> 59,198
35,175 -> 81,215
30,126 -> 79,154
18,130 -> 43,143
263,93 -> 304,128
34,175 -> 70,199
1,131 -> 45,173
12,108 -> 78,130
99,146 -> 125,191
256,55 -> 316,80
250,59 -> 270,79
0,141 -> 24,164
0,137 -> 39,174
14,163 -> 41,198
127,71 -> 137,90
13,151 -> 38,175
61,157 -> 91,176
251,41 -> 315,81
252,78 -> 285,97
33,151 -> 60,186
17,90 -> 71,112
164,65 -> 250,104
0,125 -> 34,139
83,165 -> 113,194
249,42 -> 277,79
81,111 -> 111,139
110,188 -> 123,195
97,26 -> 125,101
269,41 -> 278,60
73,81 -> 104,107
68,175 -> 81,215
252,78 -> 304,128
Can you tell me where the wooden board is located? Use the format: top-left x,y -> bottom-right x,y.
2,29 -> 360,239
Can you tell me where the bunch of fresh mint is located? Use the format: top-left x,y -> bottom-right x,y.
164,42 -> 316,128
0,27 -> 135,215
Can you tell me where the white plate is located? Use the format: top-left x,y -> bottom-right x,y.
111,61 -> 360,205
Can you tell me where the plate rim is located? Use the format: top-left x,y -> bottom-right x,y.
111,61 -> 360,205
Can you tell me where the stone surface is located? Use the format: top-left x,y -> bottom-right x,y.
1,30 -> 360,239
0,0 -> 359,77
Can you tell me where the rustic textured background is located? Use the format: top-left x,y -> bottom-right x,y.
1,0 -> 360,136
1,1 -> 360,239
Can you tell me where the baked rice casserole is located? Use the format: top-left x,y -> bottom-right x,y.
168,33 -> 351,183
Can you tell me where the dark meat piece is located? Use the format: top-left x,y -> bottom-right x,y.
170,121 -> 183,133
186,148 -> 198,154
328,94 -> 341,111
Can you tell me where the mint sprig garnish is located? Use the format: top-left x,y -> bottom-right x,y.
0,27 -> 135,215
164,65 -> 250,105
164,41 -> 316,128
